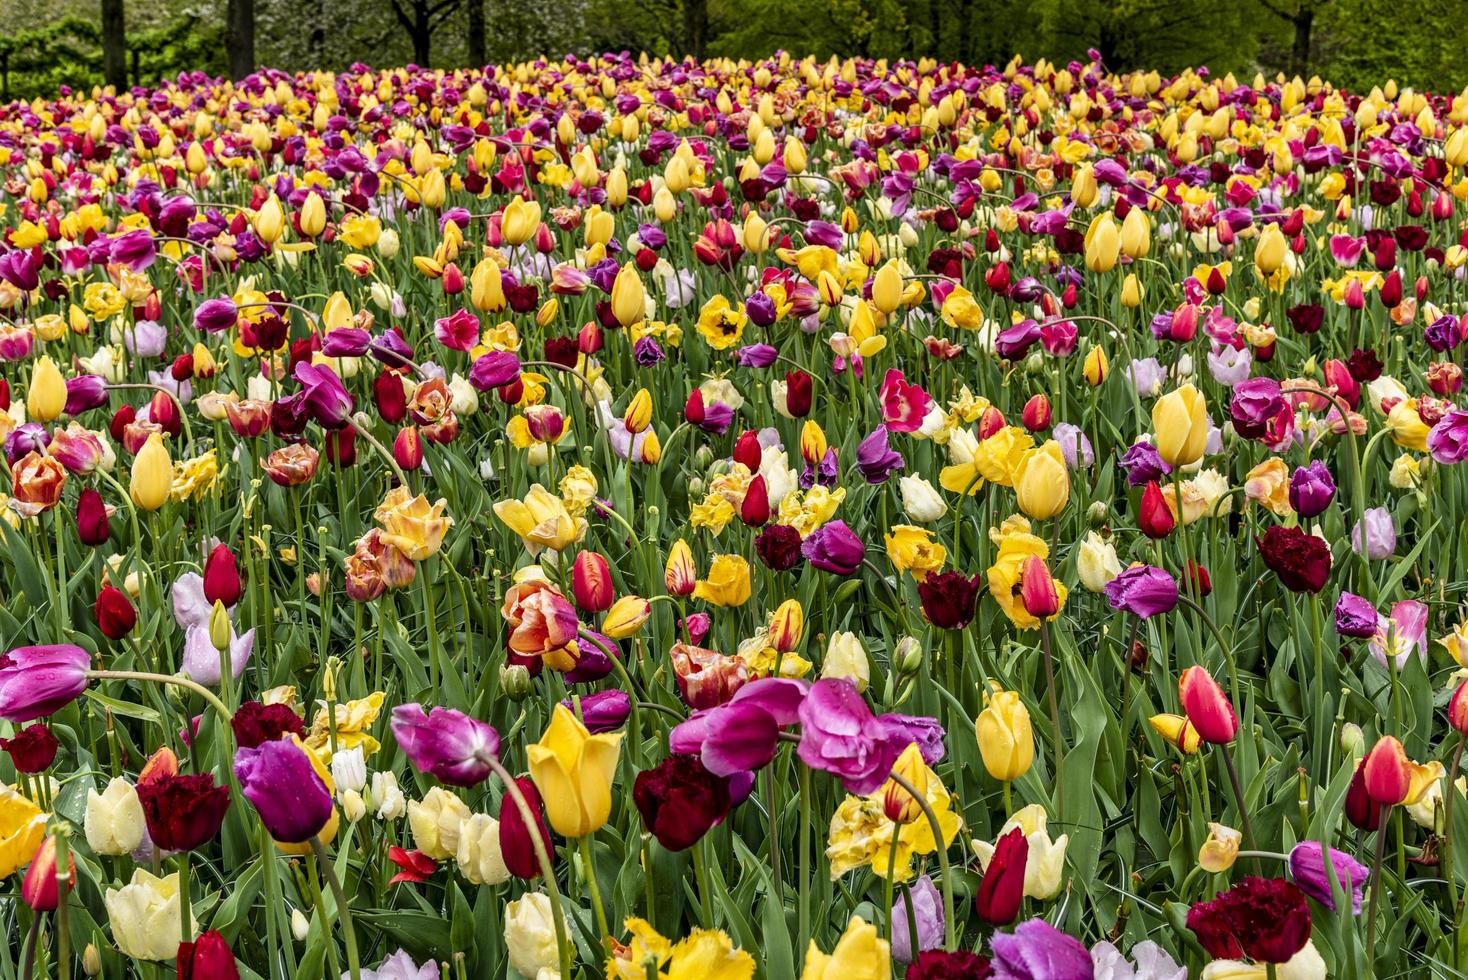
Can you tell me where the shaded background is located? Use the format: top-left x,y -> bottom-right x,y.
0,0 -> 1460,101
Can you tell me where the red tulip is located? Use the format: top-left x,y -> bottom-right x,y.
1021,394 -> 1051,432
498,775 -> 553,880
178,929 -> 241,980
1361,736 -> 1411,807
1450,680 -> 1468,735
572,550 -> 615,612
974,826 -> 1027,925
21,836 -> 73,911
1138,481 -> 1175,539
387,846 -> 437,884
394,427 -> 424,471
373,369 -> 409,423
0,723 -> 59,773
1345,761 -> 1384,831
1178,666 -> 1237,744
203,544 -> 242,608
95,585 -> 137,640
741,474 -> 770,526
1019,555 -> 1059,618
733,430 -> 763,471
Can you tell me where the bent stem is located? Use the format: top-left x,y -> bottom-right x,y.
1365,810 -> 1390,979
890,770 -> 954,950
309,836 -> 361,980
487,758 -> 573,980
1220,746 -> 1260,873
87,670 -> 234,725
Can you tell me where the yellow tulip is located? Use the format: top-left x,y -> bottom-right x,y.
623,388 -> 653,433
1071,163 -> 1098,208
742,213 -> 770,254
1083,346 -> 1108,385
1151,383 -> 1209,466
1149,713 -> 1202,754
610,263 -> 646,328
871,260 -> 903,314
104,869 -> 183,961
975,689 -> 1034,781
1083,212 -> 1119,273
1254,223 -> 1287,276
501,198 -> 541,246
374,486 -> 453,560
665,538 -> 697,596
492,485 -> 585,556
693,554 -> 751,607
470,257 -> 506,312
26,355 -> 66,423
130,433 -> 172,511
817,269 -> 844,307
0,786 -> 46,879
1013,440 -> 1070,520
1120,272 -> 1143,308
1199,822 -> 1242,873
1119,206 -> 1151,258
801,916 -> 889,980
299,191 -> 326,237
882,743 -> 928,824
528,704 -> 623,838
883,525 -> 947,579
602,595 -> 651,638
253,195 -> 285,244
768,598 -> 804,651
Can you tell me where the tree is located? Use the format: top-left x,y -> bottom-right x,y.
1257,0 -> 1327,78
466,0 -> 484,66
100,0 -> 126,88
683,0 -> 706,59
227,0 -> 256,79
390,0 -> 460,65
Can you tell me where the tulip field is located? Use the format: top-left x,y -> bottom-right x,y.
6,50 -> 1468,980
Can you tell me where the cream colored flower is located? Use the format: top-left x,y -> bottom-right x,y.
456,813 -> 511,886
104,870 -> 184,961
972,804 -> 1068,900
85,778 -> 145,856
407,786 -> 470,859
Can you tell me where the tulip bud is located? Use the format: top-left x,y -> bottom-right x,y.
299,191 -> 326,237
740,474 -> 770,526
1021,394 -> 1051,432
1451,680 -> 1468,735
1139,481 -> 1175,539
894,636 -> 923,674
572,551 -> 615,612
871,261 -> 903,314
882,743 -> 928,824
95,584 -> 137,640
27,355 -> 66,423
1254,223 -> 1288,276
291,908 -> 311,942
768,599 -> 804,652
1178,665 -> 1237,744
83,945 -> 101,976
1120,273 -> 1142,308
1018,555 -> 1060,618
207,600 -> 232,653
500,663 -> 533,701
1083,347 -> 1109,385
203,544 -> 242,608
129,433 -> 172,511
602,595 -> 651,638
623,388 -> 652,433
394,427 -> 424,471
22,835 -> 73,911
610,263 -> 645,328
1363,736 -> 1412,807
1340,722 -> 1366,759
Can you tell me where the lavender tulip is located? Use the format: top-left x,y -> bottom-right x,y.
1333,592 -> 1378,639
991,918 -> 1094,980
1053,422 -> 1093,469
193,297 -> 239,333
891,875 -> 944,964
0,644 -> 91,723
1351,507 -> 1396,560
233,737 -> 334,842
181,623 -> 255,686
735,343 -> 779,368
1103,565 -> 1179,618
389,704 -> 500,787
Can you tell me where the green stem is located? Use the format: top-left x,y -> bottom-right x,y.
890,771 -> 954,949
309,836 -> 361,980
578,834 -> 610,939
487,759 -> 573,980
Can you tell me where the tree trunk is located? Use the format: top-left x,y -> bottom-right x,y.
683,0 -> 706,60
412,0 -> 431,65
226,0 -> 256,80
467,0 -> 485,66
1290,9 -> 1313,79
101,0 -> 127,90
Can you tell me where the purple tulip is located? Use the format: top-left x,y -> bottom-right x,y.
370,330 -> 415,368
671,677 -> 809,777
991,918 -> 1094,980
1104,565 -> 1179,619
1230,377 -> 1285,439
856,428 -> 905,484
1118,441 -> 1170,487
1428,409 -> 1468,464
1289,840 -> 1368,914
745,290 -> 777,326
108,229 -> 158,271
64,375 -> 109,415
796,678 -> 901,795
1288,460 -> 1336,518
891,875 -> 944,965
564,630 -> 618,683
0,249 -> 40,291
389,704 -> 501,787
1351,507 -> 1396,560
561,689 -> 631,733
192,297 -> 239,333
320,328 -> 372,357
801,448 -> 840,490
995,319 -> 1042,360
880,713 -> 946,765
233,737 -> 334,842
1333,592 -> 1378,639
469,350 -> 521,391
800,520 -> 864,575
292,361 -> 354,429
735,343 -> 778,368
4,423 -> 50,463
0,644 -> 91,723
1426,314 -> 1462,353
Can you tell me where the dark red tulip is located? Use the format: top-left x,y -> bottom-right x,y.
543,336 -> 580,367
0,723 -> 59,773
684,389 -> 706,426
1257,525 -> 1331,593
76,487 -> 110,546
1379,269 -> 1402,308
177,930 -> 241,980
906,951 -> 994,980
1187,877 -> 1311,965
108,404 -> 136,443
974,826 -> 1027,925
1345,761 -> 1384,831
95,585 -> 137,640
203,544 -> 242,608
917,571 -> 981,630
1184,560 -> 1212,598
325,427 -> 357,466
784,369 -> 813,418
1138,481 -> 1175,539
754,524 -> 804,572
498,776 -> 553,880
136,772 -> 231,852
373,369 -> 409,424
733,430 -> 763,471
633,753 -> 732,851
229,701 -> 305,749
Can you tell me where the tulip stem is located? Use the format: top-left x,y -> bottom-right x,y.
578,834 -> 610,939
1176,595 -> 1240,710
309,836 -> 361,980
1039,621 -> 1065,819
890,771 -> 954,950
178,849 -> 192,945
1220,747 -> 1260,874
691,835 -> 715,927
86,670 -> 234,724
20,912 -> 38,980
1366,811 -> 1390,978
1444,732 -> 1465,962
487,759 -> 574,980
